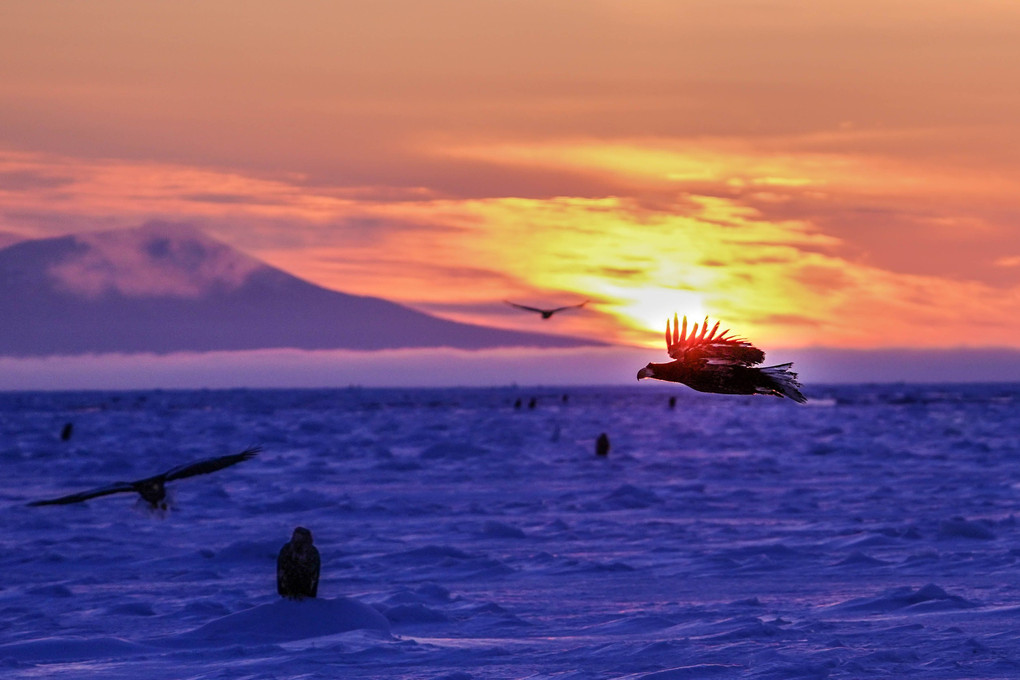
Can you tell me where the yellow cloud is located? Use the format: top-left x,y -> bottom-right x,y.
3,147 -> 1019,351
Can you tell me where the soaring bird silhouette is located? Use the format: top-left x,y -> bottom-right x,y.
504,299 -> 589,319
27,446 -> 260,510
637,314 -> 806,403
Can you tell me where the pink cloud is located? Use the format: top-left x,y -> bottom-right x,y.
46,222 -> 263,299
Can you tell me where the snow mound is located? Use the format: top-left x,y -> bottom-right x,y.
938,518 -> 997,540
831,583 -> 978,613
177,597 -> 391,643
0,636 -> 151,664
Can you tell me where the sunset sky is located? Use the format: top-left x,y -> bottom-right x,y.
2,1 -> 1019,385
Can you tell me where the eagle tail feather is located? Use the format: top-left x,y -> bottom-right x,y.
760,363 -> 807,403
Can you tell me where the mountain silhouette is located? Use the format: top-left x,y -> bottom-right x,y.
0,223 -> 599,356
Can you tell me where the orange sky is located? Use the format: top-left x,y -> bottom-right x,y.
2,0 -> 1019,353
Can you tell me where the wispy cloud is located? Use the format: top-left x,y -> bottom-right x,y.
47,222 -> 263,299
995,256 -> 1020,268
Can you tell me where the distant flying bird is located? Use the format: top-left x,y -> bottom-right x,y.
504,299 -> 589,319
637,314 -> 806,403
27,446 -> 260,510
278,526 -> 320,599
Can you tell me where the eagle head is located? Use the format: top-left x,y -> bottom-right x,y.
637,364 -> 656,381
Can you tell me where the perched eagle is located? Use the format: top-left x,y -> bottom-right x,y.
637,314 -> 806,403
27,446 -> 260,510
277,526 -> 320,599
504,299 -> 589,319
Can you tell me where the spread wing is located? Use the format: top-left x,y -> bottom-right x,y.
27,481 -> 136,506
162,446 -> 260,482
665,314 -> 765,366
548,300 -> 589,314
505,300 -> 588,315
504,301 -> 547,314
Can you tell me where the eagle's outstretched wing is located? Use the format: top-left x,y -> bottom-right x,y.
162,446 -> 260,482
504,301 -> 546,314
665,314 -> 765,366
27,481 -> 136,506
505,299 -> 589,316
27,446 -> 260,507
548,300 -> 589,314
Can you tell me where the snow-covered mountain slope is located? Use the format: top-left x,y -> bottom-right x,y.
0,223 -> 599,356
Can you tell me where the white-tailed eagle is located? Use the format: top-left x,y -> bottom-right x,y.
277,526 -> 320,599
27,446 -> 260,510
504,299 -> 589,319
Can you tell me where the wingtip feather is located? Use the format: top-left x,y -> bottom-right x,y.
239,445 -> 261,459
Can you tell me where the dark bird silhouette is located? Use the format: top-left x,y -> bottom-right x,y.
27,446 -> 260,510
595,432 -> 610,457
504,299 -> 589,319
60,422 -> 73,441
637,314 -> 806,403
278,526 -> 320,599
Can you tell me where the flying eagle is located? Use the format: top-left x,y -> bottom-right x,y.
504,299 -> 589,319
637,314 -> 806,403
27,446 -> 260,510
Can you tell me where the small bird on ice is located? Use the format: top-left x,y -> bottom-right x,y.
277,527 -> 320,600
26,446 -> 260,510
504,299 -> 589,319
637,314 -> 806,403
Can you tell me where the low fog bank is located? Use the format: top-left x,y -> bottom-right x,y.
0,346 -> 1018,391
